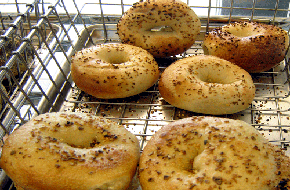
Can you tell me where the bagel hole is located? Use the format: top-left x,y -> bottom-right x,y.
99,49 -> 129,64
66,137 -> 99,149
49,130 -> 103,149
150,26 -> 173,32
198,73 -> 234,84
203,77 -> 224,84
203,78 -> 232,84
56,136 -> 100,149
225,25 -> 261,37
227,29 -> 254,37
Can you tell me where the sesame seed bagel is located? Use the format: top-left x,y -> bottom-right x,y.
203,21 -> 289,73
71,43 -> 159,99
0,112 -> 140,190
139,116 -> 290,190
117,0 -> 201,58
158,55 -> 255,115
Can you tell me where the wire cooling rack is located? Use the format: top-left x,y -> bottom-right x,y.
0,0 -> 290,189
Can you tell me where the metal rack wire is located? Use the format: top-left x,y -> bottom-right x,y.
0,0 -> 290,189
0,0 -> 59,131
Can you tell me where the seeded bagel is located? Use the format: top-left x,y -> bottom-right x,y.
0,112 -> 140,190
203,21 -> 289,73
139,116 -> 290,190
159,55 -> 256,115
71,43 -> 159,99
117,0 -> 201,58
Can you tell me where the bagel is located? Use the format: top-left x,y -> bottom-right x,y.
117,0 -> 201,58
139,116 -> 290,190
158,55 -> 255,115
0,112 -> 140,190
71,43 -> 159,99
203,21 -> 289,73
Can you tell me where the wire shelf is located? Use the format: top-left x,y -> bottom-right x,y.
0,0 -> 290,189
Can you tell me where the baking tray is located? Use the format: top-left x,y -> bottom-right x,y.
59,22 -> 290,153
0,0 -> 290,189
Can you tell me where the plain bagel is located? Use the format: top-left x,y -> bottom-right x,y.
117,0 -> 201,58
158,55 -> 256,115
0,112 -> 140,190
203,21 -> 289,73
71,43 -> 159,99
139,116 -> 290,190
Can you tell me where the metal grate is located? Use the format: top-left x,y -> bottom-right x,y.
0,0 -> 290,189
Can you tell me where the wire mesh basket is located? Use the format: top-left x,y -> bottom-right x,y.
0,0 -> 46,85
0,0 -> 62,131
0,0 -> 290,189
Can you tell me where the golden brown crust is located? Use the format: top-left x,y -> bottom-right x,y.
203,21 -> 289,73
0,112 -> 140,190
117,0 -> 201,58
71,43 -> 159,99
139,116 -> 290,190
158,55 -> 256,115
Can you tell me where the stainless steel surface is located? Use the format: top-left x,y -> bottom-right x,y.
0,0 -> 290,189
